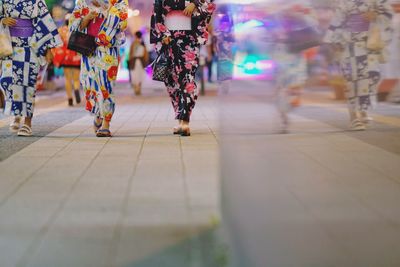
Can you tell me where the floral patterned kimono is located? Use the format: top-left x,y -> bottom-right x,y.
0,0 -> 62,118
150,0 -> 216,122
324,0 -> 393,113
69,0 -> 128,122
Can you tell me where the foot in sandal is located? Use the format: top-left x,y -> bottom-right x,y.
17,125 -> 33,137
9,116 -> 21,133
96,129 -> 112,137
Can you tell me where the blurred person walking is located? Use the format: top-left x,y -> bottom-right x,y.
128,31 -> 148,96
0,0 -> 62,136
324,0 -> 393,131
273,5 -> 317,133
69,0 -> 128,137
53,15 -> 81,107
214,9 -> 235,94
206,31 -> 216,83
150,0 -> 216,136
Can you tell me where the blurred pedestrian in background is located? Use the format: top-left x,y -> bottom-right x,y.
324,0 -> 393,131
0,0 -> 62,136
69,0 -> 128,137
273,4 -> 317,133
0,89 -> 4,111
214,6 -> 235,94
206,29 -> 216,83
150,0 -> 216,136
53,14 -> 81,107
128,31 -> 148,96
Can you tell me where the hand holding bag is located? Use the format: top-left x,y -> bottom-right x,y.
0,23 -> 13,59
67,31 -> 96,57
67,13 -> 103,56
366,0 -> 384,51
151,47 -> 170,82
367,21 -> 385,51
150,0 -> 171,82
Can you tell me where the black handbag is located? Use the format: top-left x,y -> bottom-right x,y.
151,49 -> 170,82
284,16 -> 321,53
67,31 -> 97,56
287,27 -> 321,53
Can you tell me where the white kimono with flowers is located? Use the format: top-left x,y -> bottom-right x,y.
324,0 -> 393,112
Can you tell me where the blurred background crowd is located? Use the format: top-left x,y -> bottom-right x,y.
4,0 -> 399,111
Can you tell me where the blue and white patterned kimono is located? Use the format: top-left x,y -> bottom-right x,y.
69,0 -> 128,122
0,0 -> 62,118
324,0 -> 393,112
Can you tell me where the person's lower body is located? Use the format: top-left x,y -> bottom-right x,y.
275,85 -> 292,134
130,61 -> 145,96
347,95 -> 373,131
165,31 -> 200,136
81,47 -> 119,137
219,80 -> 231,95
289,86 -> 302,107
1,45 -> 40,137
64,67 -> 81,106
340,43 -> 381,131
206,59 -> 213,83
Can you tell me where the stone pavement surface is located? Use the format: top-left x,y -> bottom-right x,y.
221,80 -> 400,267
1,79 -> 400,267
0,83 -> 220,267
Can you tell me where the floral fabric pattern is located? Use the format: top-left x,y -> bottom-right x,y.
150,0 -> 215,122
166,31 -> 200,122
69,0 -> 128,121
150,0 -> 216,50
324,0 -> 393,112
0,0 -> 62,118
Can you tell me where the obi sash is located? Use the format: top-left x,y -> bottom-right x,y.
165,11 -> 192,31
9,19 -> 34,38
88,17 -> 105,37
346,14 -> 370,32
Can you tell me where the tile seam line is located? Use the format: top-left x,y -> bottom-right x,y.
270,108 -> 400,230
284,185 -> 360,266
199,104 -> 219,144
15,107 -> 137,267
284,109 -> 400,263
292,106 -> 400,183
293,136 -> 400,230
179,135 -> 195,265
108,102 -> 160,267
0,115 -> 92,209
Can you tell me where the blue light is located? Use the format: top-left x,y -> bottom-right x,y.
234,19 -> 264,33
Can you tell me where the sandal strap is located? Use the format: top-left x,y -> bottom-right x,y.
97,129 -> 111,134
20,125 -> 32,132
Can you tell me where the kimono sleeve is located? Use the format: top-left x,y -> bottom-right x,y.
150,1 -> 171,49
193,0 -> 216,19
323,0 -> 347,46
192,0 -> 216,45
33,0 -> 63,57
69,0 -> 89,33
97,0 -> 128,47
0,2 -> 4,22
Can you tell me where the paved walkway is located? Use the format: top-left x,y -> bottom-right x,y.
221,81 -> 400,267
1,79 -> 400,266
0,84 -> 220,267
